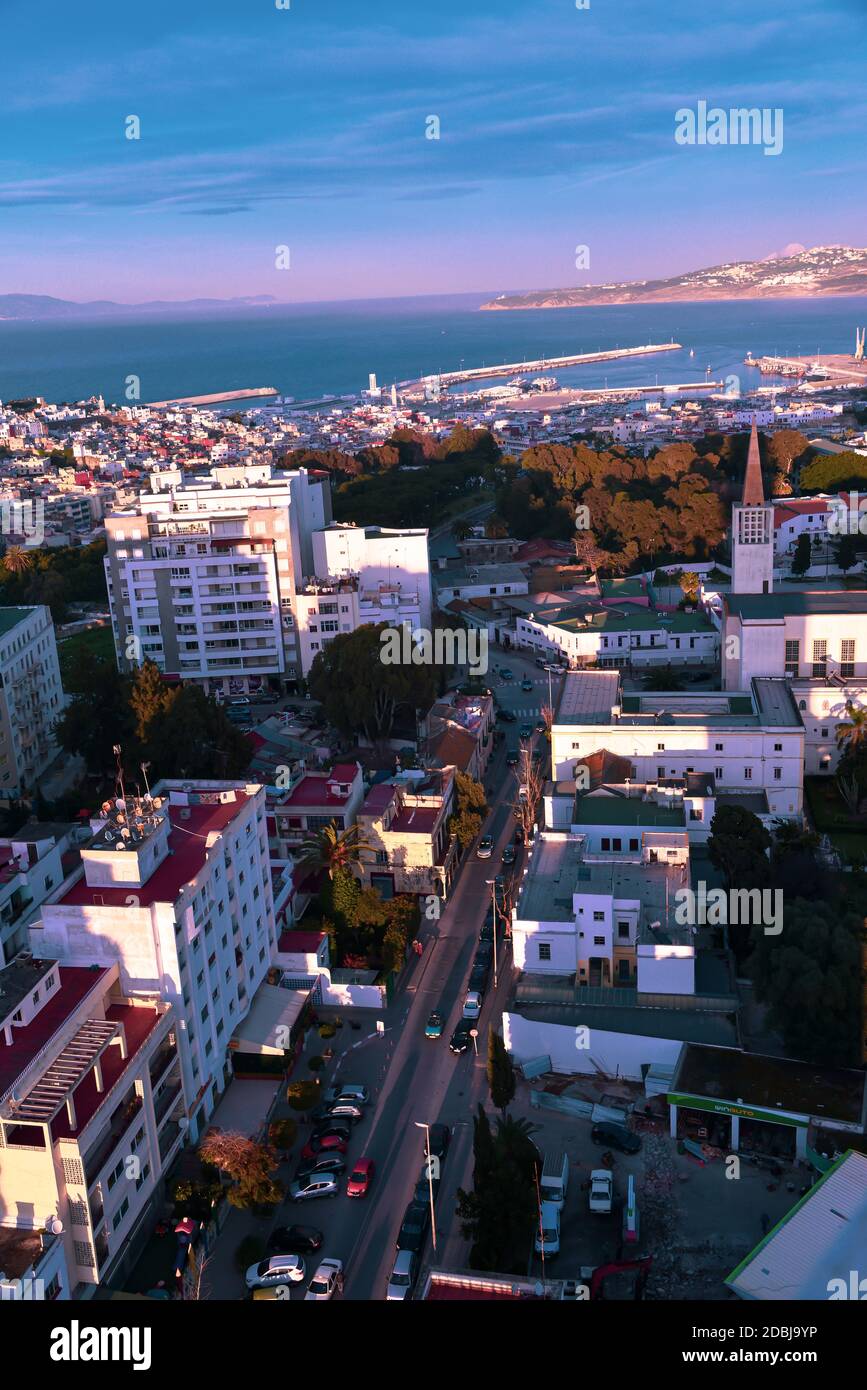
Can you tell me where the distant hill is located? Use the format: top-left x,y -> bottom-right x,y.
481,246 -> 867,311
0,293 -> 278,321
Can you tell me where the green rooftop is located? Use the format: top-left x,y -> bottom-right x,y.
0,607 -> 38,638
572,795 -> 685,828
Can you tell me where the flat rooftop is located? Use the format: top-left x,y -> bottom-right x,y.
0,957 -> 57,1023
556,671 -> 621,725
0,607 -> 39,639
0,965 -> 111,1103
59,790 -> 253,909
615,690 -> 760,728
513,1001 -> 737,1047
727,590 -> 867,620
672,1043 -> 866,1125
572,793 -> 686,829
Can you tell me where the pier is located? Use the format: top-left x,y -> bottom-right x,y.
400,342 -> 681,390
147,386 -> 278,409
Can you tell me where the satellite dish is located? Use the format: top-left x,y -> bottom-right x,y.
47,1217 -> 64,1235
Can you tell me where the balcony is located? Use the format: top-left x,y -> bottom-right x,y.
83,1093 -> 143,1188
148,1038 -> 178,1088
154,1077 -> 183,1127
158,1119 -> 184,1165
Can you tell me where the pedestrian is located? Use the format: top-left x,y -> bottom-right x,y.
336,1270 -> 345,1296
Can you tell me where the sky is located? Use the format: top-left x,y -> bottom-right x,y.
0,0 -> 865,304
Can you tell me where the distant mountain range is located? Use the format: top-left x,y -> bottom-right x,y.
0,293 -> 278,321
481,246 -> 867,311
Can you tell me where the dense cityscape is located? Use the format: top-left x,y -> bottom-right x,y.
1,0 -> 866,1369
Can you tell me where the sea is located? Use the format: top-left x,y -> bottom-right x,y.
0,292 -> 864,408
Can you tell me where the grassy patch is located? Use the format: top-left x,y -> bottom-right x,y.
58,624 -> 115,688
804,776 -> 867,863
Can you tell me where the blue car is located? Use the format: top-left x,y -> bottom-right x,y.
425,1011 -> 444,1040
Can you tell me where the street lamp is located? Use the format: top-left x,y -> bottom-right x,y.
485,878 -> 499,990
544,665 -> 559,785
414,1121 -> 438,1253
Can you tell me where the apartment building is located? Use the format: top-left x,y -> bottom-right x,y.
269,762 -> 365,858
104,464 -> 331,695
0,606 -> 65,797
515,603 -> 718,670
312,523 -> 432,630
357,768 -> 458,902
0,955 -> 185,1292
0,822 -> 87,966
30,780 -> 275,1140
551,671 -> 804,818
294,577 -> 425,674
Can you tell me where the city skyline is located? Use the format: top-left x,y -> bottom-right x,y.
1,0 -> 865,304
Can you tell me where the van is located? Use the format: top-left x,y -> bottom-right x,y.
539,1151 -> 569,1208
535,1201 -> 560,1258
591,1121 -> 641,1155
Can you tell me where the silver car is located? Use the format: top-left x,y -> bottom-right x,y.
386,1248 -> 418,1301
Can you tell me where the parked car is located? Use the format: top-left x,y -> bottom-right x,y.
311,1101 -> 363,1124
414,1169 -> 441,1205
397,1201 -> 430,1253
304,1258 -> 343,1301
469,962 -> 489,993
425,1010 -> 444,1040
589,1169 -> 614,1214
245,1255 -> 306,1289
295,1155 -> 347,1182
324,1083 -> 369,1106
449,1020 -> 473,1054
289,1174 -> 339,1202
229,696 -> 251,707
267,1225 -> 323,1254
521,677 -> 533,691
386,1248 -> 418,1301
497,708 -> 517,723
502,844 -> 516,866
462,990 -> 482,1020
346,1157 -> 375,1198
476,835 -> 493,859
300,1133 -> 348,1163
428,1123 -> 451,1160
534,1203 -> 560,1258
474,941 -> 493,967
591,1121 -> 641,1155
312,1120 -> 352,1143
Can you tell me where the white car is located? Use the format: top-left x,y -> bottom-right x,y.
589,1169 -> 613,1214
462,990 -> 482,1020
386,1248 -> 418,1301
304,1257 -> 343,1300
246,1254 -> 306,1289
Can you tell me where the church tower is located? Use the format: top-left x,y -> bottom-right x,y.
731,418 -> 774,594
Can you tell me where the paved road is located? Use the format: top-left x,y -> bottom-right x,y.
247,649 -> 564,1300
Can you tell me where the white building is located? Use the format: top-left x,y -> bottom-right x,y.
0,822 -> 88,966
0,606 -> 66,797
0,955 -> 185,1291
723,591 -> 867,691
311,523 -> 432,630
730,420 -> 775,596
515,604 -> 718,670
30,780 -> 275,1141
551,671 -> 804,818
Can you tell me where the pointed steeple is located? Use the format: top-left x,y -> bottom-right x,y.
742,416 -> 765,506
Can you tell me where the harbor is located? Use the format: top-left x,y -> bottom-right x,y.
400,341 -> 682,391
147,386 -> 278,409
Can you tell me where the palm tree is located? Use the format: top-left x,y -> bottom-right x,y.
452,520 -> 473,543
836,702 -> 867,758
3,545 -> 32,576
296,820 -> 371,880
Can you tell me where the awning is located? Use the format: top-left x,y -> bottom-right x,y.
228,983 -> 309,1056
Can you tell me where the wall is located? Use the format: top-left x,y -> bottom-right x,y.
503,1010 -> 685,1081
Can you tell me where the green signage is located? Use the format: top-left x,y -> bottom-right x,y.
666,1092 -> 806,1127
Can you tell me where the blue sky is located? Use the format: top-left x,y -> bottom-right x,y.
0,0 -> 864,302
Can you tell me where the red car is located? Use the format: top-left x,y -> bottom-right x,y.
346,1157 -> 375,1198
301,1133 -> 348,1162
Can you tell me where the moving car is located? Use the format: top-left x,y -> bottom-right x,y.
386,1249 -> 418,1301
497,708 -> 517,723
304,1258 -> 343,1301
535,717 -> 546,731
245,1255 -> 306,1289
346,1157 -> 375,1198
425,1010 -> 444,1040
519,724 -> 532,740
502,844 -> 516,866
449,1020 -> 473,1054
506,749 -> 519,766
499,668 -> 514,680
462,990 -> 482,1020
591,1121 -> 641,1155
289,1174 -> 339,1202
267,1225 -> 323,1254
476,835 -> 493,859
397,1201 -> 430,1253
521,677 -> 533,691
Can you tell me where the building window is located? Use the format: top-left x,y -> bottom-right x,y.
773,768 -> 782,780
600,837 -> 610,851
841,640 -> 855,678
593,935 -> 605,946
617,921 -> 630,940
744,767 -> 753,781
812,639 -> 827,678
593,911 -> 604,922
538,942 -> 551,961
629,838 -> 638,851
714,743 -> 723,752
784,639 -> 799,677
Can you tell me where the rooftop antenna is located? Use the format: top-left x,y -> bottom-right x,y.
141,761 -> 153,801
113,745 -> 128,811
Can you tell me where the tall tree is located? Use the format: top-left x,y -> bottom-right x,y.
198,1131 -> 282,1210
298,821 -> 371,880
487,1030 -> 516,1115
